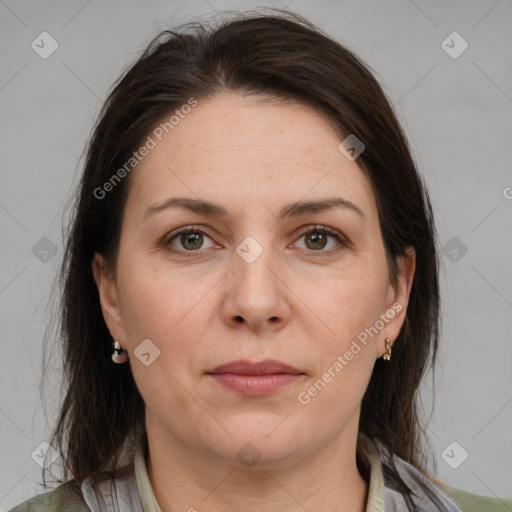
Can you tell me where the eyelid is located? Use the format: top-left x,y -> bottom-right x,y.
163,224 -> 215,244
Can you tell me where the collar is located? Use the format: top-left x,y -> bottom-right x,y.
133,434 -> 162,512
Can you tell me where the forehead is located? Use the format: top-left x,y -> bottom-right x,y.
124,93 -> 378,223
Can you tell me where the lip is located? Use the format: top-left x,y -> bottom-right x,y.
208,359 -> 303,375
207,359 -> 305,396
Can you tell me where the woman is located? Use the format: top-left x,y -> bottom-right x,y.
10,9 -> 511,512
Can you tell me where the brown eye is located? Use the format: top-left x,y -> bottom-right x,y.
165,228 -> 216,254
304,231 -> 328,250
180,231 -> 204,250
294,226 -> 345,253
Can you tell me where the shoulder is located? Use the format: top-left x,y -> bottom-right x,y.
8,481 -> 90,512
364,434 -> 511,512
442,484 -> 512,512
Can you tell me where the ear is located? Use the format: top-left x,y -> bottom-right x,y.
91,253 -> 125,342
376,246 -> 416,358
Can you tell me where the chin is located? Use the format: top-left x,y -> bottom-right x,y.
211,413 -> 311,467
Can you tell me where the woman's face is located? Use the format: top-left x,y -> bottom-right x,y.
93,93 -> 414,468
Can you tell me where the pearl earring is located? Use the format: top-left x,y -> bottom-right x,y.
111,340 -> 128,364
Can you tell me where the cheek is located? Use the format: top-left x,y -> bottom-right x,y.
116,260 -> 212,373
119,270 -> 210,412
310,272 -> 388,347
119,254 -> 201,331
297,279 -> 381,413
299,272 -> 386,406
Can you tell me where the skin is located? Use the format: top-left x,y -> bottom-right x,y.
92,93 -> 415,512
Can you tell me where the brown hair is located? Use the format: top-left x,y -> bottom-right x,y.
43,8 -> 442,509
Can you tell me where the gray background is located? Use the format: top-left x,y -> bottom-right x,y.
1,0 -> 511,509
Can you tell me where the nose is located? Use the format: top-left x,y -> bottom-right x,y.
220,241 -> 291,334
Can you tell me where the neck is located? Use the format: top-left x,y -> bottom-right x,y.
145,424 -> 369,512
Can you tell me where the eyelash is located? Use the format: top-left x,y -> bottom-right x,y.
163,225 -> 346,258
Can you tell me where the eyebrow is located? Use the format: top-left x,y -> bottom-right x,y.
143,196 -> 366,222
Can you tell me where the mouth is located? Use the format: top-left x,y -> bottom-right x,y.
206,359 -> 306,396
